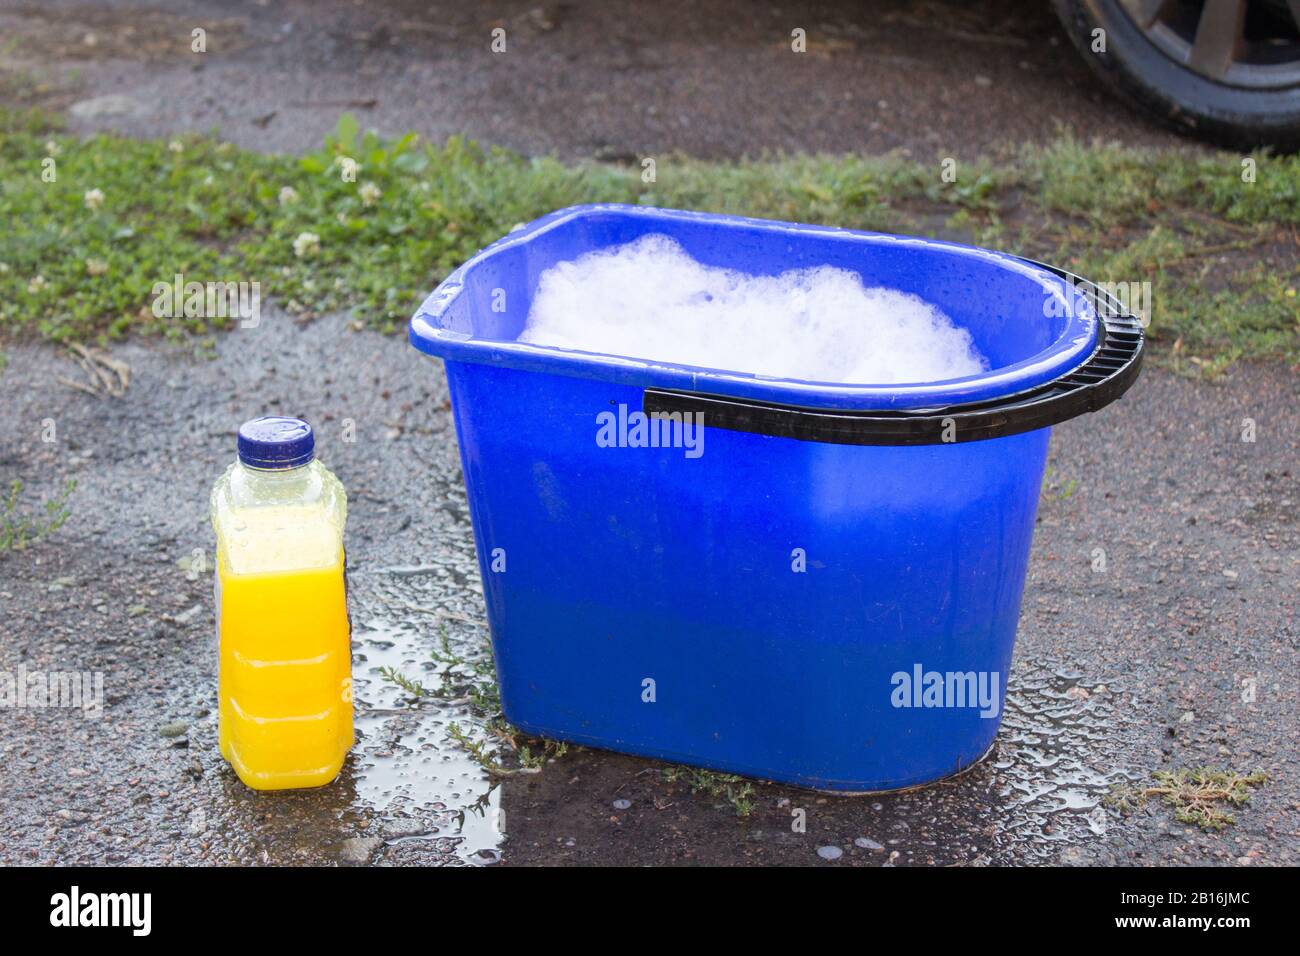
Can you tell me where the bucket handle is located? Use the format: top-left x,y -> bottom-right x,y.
641,259 -> 1144,446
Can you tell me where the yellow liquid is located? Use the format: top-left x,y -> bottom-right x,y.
216,509 -> 353,790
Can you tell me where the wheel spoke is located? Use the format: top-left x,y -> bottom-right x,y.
1188,0 -> 1246,80
1120,0 -> 1171,30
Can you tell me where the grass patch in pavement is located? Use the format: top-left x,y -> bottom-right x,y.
0,477 -> 75,552
1,107 -> 1297,366
1106,768 -> 1267,831
662,766 -> 757,818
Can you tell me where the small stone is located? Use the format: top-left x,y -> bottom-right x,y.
339,836 -> 384,864
173,604 -> 203,624
1179,710 -> 1195,723
612,798 -> 631,810
817,845 -> 843,860
158,721 -> 188,738
854,836 -> 884,850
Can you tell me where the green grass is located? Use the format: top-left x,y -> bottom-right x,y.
1,105 -> 1298,365
0,478 -> 75,552
1040,465 -> 1078,502
662,766 -> 756,818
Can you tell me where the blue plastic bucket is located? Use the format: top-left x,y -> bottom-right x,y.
409,205 -> 1142,791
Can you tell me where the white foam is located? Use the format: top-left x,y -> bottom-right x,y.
519,234 -> 988,385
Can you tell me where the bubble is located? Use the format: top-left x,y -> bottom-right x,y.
521,234 -> 988,385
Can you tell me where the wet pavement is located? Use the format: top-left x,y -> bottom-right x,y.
1,306 -> 1296,866
0,0 -> 1197,160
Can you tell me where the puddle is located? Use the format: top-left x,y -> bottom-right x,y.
977,661 -> 1143,860
344,554 -> 506,866
812,657 -> 1152,865
342,554 -> 1144,866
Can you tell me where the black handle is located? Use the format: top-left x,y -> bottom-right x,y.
642,260 -> 1143,446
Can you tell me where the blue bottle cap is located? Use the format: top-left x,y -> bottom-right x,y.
237,416 -> 314,470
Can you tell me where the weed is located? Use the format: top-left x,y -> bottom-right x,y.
1105,767 -> 1267,831
663,765 -> 756,818
447,721 -> 568,777
1041,465 -> 1078,502
377,665 -> 425,700
378,622 -> 568,776
377,622 -> 497,706
428,624 -> 501,712
0,478 -> 75,552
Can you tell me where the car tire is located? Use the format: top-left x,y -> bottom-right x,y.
1052,0 -> 1300,151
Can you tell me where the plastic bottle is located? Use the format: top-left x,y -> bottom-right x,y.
210,416 -> 353,790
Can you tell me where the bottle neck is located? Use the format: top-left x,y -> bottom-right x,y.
240,460 -> 313,480
230,458 -> 322,507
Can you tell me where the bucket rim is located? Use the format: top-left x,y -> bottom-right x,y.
409,203 -> 1100,412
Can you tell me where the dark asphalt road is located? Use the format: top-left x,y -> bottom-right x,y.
2,0 -> 1195,159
